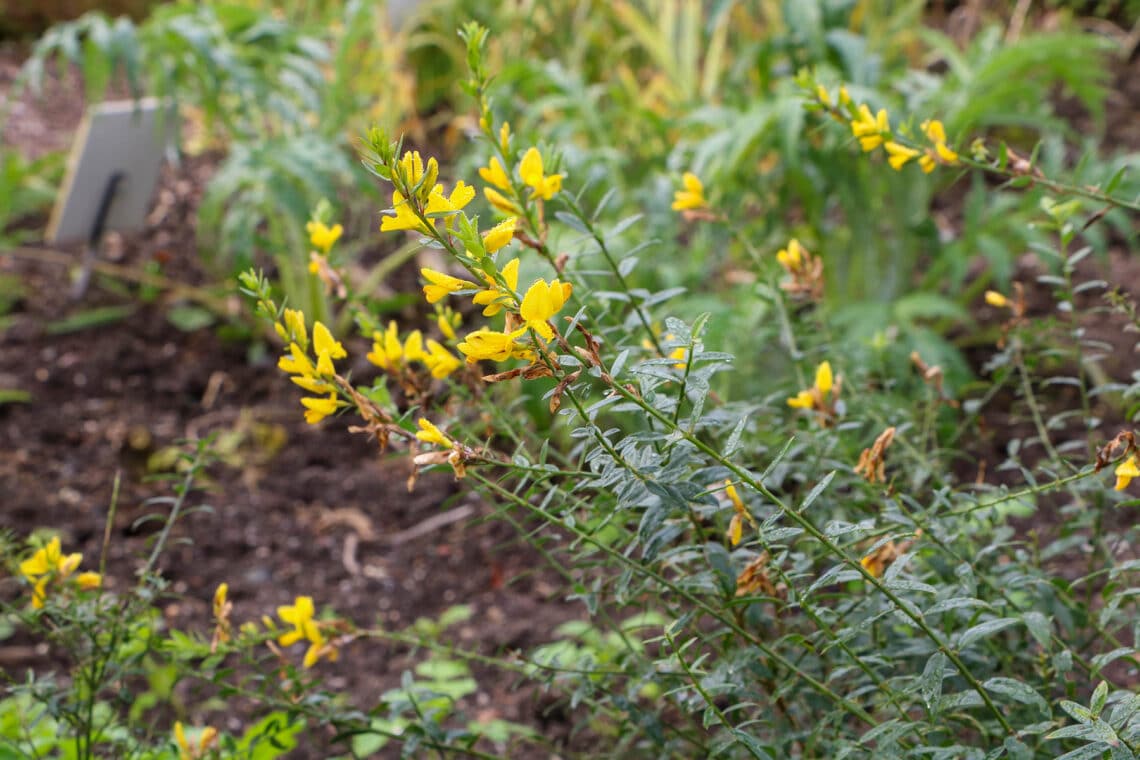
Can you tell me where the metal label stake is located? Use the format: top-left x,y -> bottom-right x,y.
46,99 -> 173,299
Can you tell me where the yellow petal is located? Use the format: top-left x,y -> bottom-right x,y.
404,330 -> 425,362
485,187 -> 521,215
725,480 -> 744,512
984,291 -> 1009,308
482,217 -> 517,253
519,147 -> 544,188
478,157 -> 511,190
884,141 -> 920,170
416,418 -> 454,448
814,361 -> 833,395
76,571 -> 102,590
787,390 -> 815,409
312,322 -> 346,360
728,514 -> 743,546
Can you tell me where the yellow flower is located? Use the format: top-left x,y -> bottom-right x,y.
397,150 -> 427,186
777,239 -> 804,271
725,481 -> 744,512
458,327 -> 532,363
421,268 -> 476,304
838,85 -> 851,105
499,121 -> 511,154
277,595 -> 336,668
984,290 -> 1009,308
472,258 -> 520,317
436,308 -> 461,341
787,390 -> 815,409
174,721 -> 218,760
306,221 -> 343,254
850,105 -> 890,152
403,330 -> 424,363
20,537 -> 80,581
816,84 -> 831,106
918,119 -> 959,172
519,278 -> 573,340
723,480 -> 758,547
277,596 -> 320,647
416,418 -> 454,448
1115,455 -> 1140,491
301,393 -> 339,425
279,309 -> 307,349
815,361 -> 833,395
518,147 -> 563,200
922,119 -> 947,144
485,186 -> 522,215
312,322 -> 347,362
290,374 -> 332,395
367,321 -> 405,371
935,141 -> 959,164
671,172 -> 708,211
478,157 -> 511,190
302,638 -> 338,669
884,141 -> 920,170
727,514 -> 743,546
76,571 -> 102,590
30,578 -> 49,609
278,343 -> 313,377
860,553 -> 885,578
786,364 -> 833,412
427,180 -> 476,217
482,217 -> 517,253
381,176 -> 474,233
379,190 -> 425,233
422,340 -> 461,379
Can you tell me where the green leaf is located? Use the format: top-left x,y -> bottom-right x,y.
1091,681 -> 1109,716
921,651 -> 947,714
799,471 -> 836,512
1022,611 -> 1052,648
984,677 -> 1049,715
957,617 -> 1021,649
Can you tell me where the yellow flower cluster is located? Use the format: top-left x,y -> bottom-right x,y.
276,310 -> 346,424
306,219 -> 346,297
672,172 -> 708,211
420,256 -> 573,364
367,321 -> 461,379
480,130 -> 563,214
306,220 -> 342,254
775,238 -> 824,301
380,150 -> 475,234
277,595 -> 338,668
816,84 -> 959,174
20,537 -> 101,609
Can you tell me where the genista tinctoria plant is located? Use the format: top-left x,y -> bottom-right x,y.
238,22 -> 1140,758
